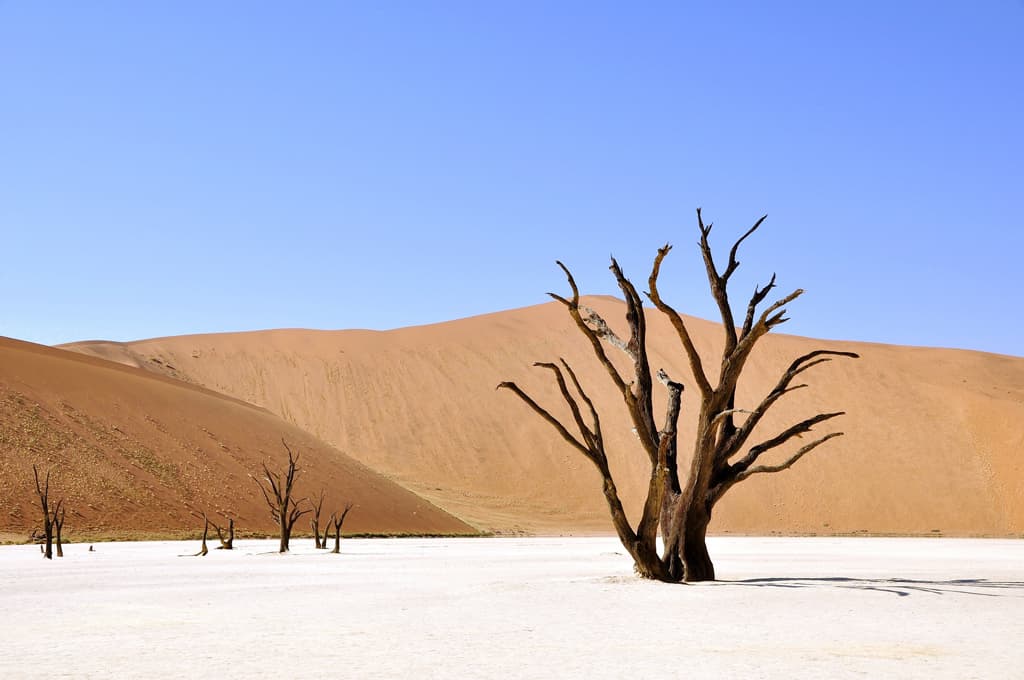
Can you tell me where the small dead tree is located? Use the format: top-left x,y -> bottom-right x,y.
500,210 -> 858,582
328,503 -> 354,554
210,515 -> 235,550
251,440 -> 310,553
195,514 -> 210,557
32,465 -> 63,560
310,489 -> 327,549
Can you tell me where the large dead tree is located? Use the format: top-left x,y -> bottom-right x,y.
499,210 -> 858,582
251,440 -> 310,553
32,465 -> 64,560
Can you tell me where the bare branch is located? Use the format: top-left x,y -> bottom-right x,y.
717,350 -> 859,463
497,381 -> 595,462
609,256 -> 659,452
551,262 -> 630,396
581,306 -> 633,359
732,412 -> 846,474
723,214 -> 768,281
741,273 -> 776,338
555,260 -> 579,301
711,408 -> 752,429
647,244 -> 712,397
734,432 -> 845,482
696,209 -> 740,352
560,359 -> 604,451
534,361 -> 597,452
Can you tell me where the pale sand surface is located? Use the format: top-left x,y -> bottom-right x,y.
2,537 -> 1022,679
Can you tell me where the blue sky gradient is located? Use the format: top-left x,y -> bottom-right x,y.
2,2 -> 1021,355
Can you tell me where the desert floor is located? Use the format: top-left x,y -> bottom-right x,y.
2,536 -> 1022,679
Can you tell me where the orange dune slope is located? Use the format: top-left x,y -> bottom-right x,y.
62,298 -> 1024,537
0,337 -> 475,540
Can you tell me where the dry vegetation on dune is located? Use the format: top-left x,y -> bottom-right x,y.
61,300 -> 1024,539
0,337 -> 475,541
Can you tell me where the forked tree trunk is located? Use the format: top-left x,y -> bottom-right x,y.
329,504 -> 354,554
500,210 -> 858,582
252,441 -> 310,554
32,465 -> 55,560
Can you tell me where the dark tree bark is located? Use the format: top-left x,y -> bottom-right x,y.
310,489 -> 326,549
500,210 -> 858,582
211,516 -> 235,550
251,440 -> 310,553
195,515 -> 210,557
53,504 -> 66,558
329,503 -> 353,554
32,465 -> 57,560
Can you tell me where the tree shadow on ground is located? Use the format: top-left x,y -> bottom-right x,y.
714,577 -> 1024,597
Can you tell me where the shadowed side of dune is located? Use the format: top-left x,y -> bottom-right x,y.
0,337 -> 476,541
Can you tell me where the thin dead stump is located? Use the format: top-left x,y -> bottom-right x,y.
211,515 -> 235,550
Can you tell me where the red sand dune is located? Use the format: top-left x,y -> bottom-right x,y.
0,337 -> 474,540
60,297 -> 1024,537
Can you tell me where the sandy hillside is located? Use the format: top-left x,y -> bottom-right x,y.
62,298 -> 1024,537
0,337 -> 475,540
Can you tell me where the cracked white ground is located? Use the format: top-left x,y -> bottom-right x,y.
2,536 -> 1022,679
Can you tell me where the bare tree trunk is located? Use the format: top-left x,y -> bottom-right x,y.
195,516 -> 209,557
279,516 -> 289,553
32,465 -> 54,560
676,501 -> 714,582
329,503 -> 354,554
310,489 -> 326,549
53,505 -> 66,558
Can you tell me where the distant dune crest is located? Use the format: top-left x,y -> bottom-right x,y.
41,297 -> 1024,538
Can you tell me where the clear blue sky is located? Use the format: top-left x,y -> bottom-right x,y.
2,2 -> 1021,356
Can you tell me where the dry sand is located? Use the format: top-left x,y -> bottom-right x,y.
62,298 -> 1024,536
0,337 -> 473,539
1,536 -> 1021,679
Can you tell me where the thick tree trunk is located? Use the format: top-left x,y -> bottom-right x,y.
680,510 -> 714,582
331,528 -> 341,554
628,541 -> 677,582
279,520 -> 290,553
42,529 -> 53,560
